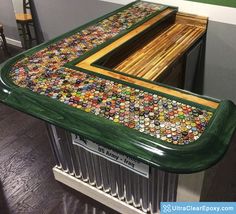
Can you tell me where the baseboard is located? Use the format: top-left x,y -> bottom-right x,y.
5,37 -> 22,48
53,167 -> 146,214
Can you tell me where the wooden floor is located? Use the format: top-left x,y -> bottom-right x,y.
0,45 -> 22,64
0,103 -> 118,214
0,45 -> 236,213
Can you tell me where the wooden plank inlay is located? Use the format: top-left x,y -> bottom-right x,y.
76,12 -> 217,108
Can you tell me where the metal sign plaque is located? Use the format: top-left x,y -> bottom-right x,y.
72,134 -> 149,178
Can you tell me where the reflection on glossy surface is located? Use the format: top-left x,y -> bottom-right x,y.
61,192 -> 108,214
11,67 -> 213,145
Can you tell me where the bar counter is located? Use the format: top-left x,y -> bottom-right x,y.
0,1 -> 236,213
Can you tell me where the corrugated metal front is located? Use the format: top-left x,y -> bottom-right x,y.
47,124 -> 178,214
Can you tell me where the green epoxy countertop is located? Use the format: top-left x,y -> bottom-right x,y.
0,1 -> 236,173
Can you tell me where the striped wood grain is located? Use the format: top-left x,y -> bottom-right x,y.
77,12 -> 218,108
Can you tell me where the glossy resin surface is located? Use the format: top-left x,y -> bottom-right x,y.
0,1 -> 236,173
11,67 -> 213,145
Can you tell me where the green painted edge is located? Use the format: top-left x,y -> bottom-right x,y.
0,1 -> 236,173
0,74 -> 235,173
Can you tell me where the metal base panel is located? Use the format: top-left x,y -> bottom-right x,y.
47,124 -> 178,213
53,167 -> 146,214
53,167 -> 204,214
177,172 -> 204,202
48,124 -> 203,214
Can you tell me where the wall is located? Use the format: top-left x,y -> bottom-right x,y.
11,0 -> 24,13
187,0 -> 236,8
204,21 -> 236,102
0,0 -> 19,41
1,0 -> 121,45
0,0 -> 120,46
33,0 -> 121,41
